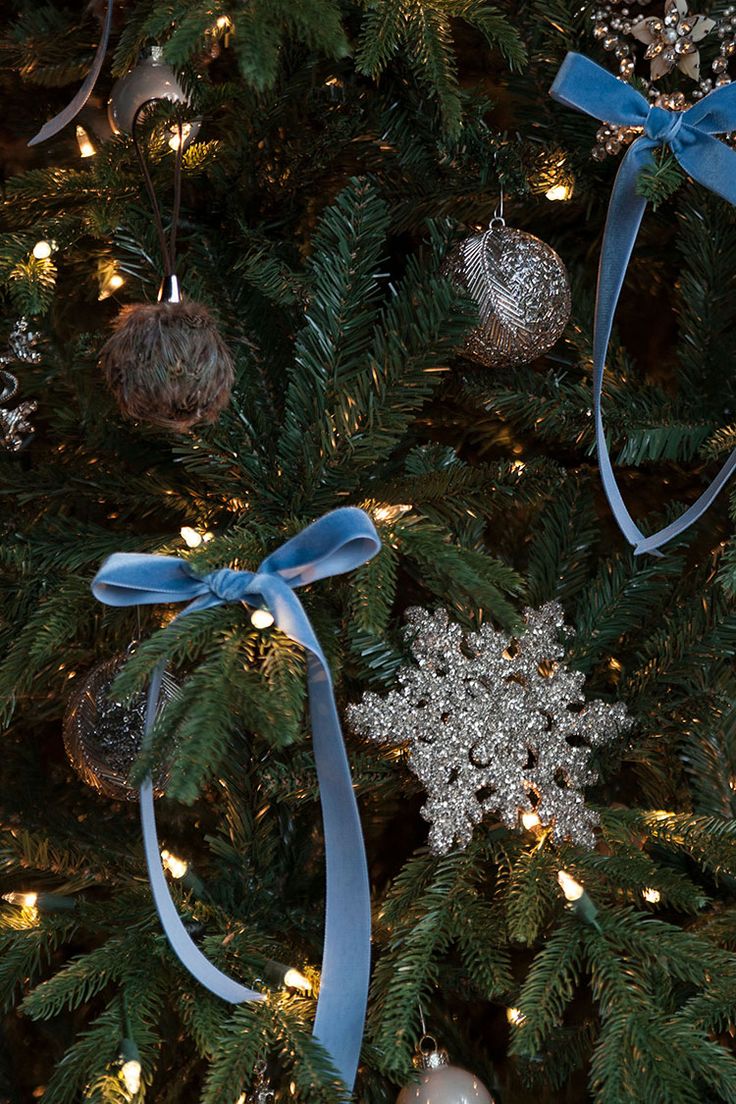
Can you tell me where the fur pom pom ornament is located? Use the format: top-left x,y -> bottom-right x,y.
100,293 -> 234,431
99,111 -> 234,431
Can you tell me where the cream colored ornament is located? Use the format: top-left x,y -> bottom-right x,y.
396,1036 -> 496,1104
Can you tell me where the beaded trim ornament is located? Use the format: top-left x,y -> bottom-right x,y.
587,0 -> 736,159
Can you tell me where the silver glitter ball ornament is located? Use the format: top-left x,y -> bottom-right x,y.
397,1037 -> 496,1104
443,222 -> 571,369
108,46 -> 200,141
63,652 -> 178,801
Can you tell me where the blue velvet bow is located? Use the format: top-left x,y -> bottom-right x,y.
551,52 -> 736,555
92,507 -> 381,1092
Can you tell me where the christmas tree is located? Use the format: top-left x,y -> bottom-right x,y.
3,1 -> 736,1101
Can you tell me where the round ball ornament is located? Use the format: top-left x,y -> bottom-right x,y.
63,651 -> 178,801
396,1036 -> 496,1104
108,46 -> 200,141
443,217 -> 571,369
99,299 -> 235,431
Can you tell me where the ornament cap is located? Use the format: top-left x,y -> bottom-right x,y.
413,1035 -> 450,1070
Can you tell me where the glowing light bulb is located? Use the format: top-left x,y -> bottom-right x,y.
3,891 -> 38,907
32,241 -> 52,260
506,1007 -> 526,1026
216,15 -> 232,29
121,1058 -> 141,1095
643,887 -> 661,904
168,122 -> 192,151
545,183 -> 573,201
283,967 -> 312,992
161,850 -> 188,880
521,811 -> 541,831
76,125 -> 96,158
251,608 -> 275,630
180,526 -> 203,548
98,260 -> 125,299
557,869 -> 585,902
373,503 -> 411,523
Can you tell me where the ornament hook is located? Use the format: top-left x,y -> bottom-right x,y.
489,188 -> 505,229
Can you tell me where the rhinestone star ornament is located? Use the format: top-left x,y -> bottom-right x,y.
348,604 -> 632,852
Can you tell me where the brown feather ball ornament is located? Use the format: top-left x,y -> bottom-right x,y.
99,299 -> 235,431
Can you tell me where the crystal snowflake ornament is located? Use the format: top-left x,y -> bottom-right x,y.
348,603 -> 632,853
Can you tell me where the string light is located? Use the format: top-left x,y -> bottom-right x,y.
283,967 -> 312,992
545,182 -> 574,201
557,869 -> 584,902
32,240 -> 53,260
250,608 -> 275,630
98,259 -> 125,300
180,526 -> 214,548
76,124 -> 96,158
160,849 -> 188,880
506,1006 -> 526,1026
520,810 -> 541,831
3,891 -> 75,912
372,503 -> 411,523
557,870 -> 600,929
120,1038 -> 142,1095
643,887 -> 661,904
3,891 -> 37,908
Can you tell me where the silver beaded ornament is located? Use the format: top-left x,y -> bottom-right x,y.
396,1035 -> 496,1104
348,603 -> 632,853
0,319 -> 40,452
442,212 -> 571,370
64,651 -> 178,801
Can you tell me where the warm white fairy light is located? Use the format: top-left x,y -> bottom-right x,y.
76,125 -> 96,158
98,259 -> 125,299
161,850 -> 189,880
250,608 -> 275,630
283,967 -> 312,992
32,240 -> 53,260
372,503 -> 411,523
643,887 -> 661,904
545,182 -> 573,201
3,891 -> 38,908
506,1006 -> 526,1026
557,869 -> 585,902
521,810 -> 541,831
121,1058 -> 141,1095
180,526 -> 203,548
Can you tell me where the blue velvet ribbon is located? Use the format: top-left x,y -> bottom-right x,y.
92,507 -> 381,1092
551,52 -> 736,555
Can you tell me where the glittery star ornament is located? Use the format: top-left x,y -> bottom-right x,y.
631,0 -> 715,81
348,604 -> 631,853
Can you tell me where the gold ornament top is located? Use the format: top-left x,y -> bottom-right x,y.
413,1037 -> 450,1071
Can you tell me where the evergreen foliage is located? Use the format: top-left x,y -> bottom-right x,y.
2,0 -> 736,1101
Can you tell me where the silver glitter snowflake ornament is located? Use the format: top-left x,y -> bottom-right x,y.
348,603 -> 632,853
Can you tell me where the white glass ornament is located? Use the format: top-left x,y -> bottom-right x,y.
108,46 -> 200,142
396,1037 -> 496,1104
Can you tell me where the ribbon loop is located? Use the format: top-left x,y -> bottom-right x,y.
92,507 -> 380,1092
550,53 -> 736,554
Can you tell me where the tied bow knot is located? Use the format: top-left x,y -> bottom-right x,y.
550,53 -> 736,555
202,566 -> 256,604
92,507 -> 380,1095
645,105 -> 684,144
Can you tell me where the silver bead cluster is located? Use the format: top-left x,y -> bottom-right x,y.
0,318 -> 40,452
588,0 -> 732,159
348,604 -> 632,853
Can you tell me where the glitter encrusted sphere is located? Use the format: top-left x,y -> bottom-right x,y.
63,654 -> 178,801
443,224 -> 571,369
